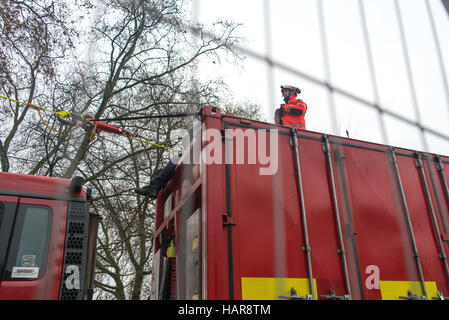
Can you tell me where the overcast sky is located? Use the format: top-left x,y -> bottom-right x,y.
192,0 -> 449,155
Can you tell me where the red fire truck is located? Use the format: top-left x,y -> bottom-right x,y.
0,173 -> 100,300
0,114 -> 139,300
151,106 -> 449,300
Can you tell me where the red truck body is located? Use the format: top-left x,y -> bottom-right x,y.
152,106 -> 449,300
0,173 -> 98,300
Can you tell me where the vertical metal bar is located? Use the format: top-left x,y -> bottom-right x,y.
441,0 -> 449,17
389,147 -> 428,298
192,0 -> 200,19
323,135 -> 352,299
425,0 -> 449,129
416,153 -> 449,288
436,156 -> 449,217
334,143 -> 365,299
264,0 -> 289,292
263,0 -> 276,116
316,0 -> 338,135
290,129 -> 314,299
393,0 -> 428,152
357,0 -> 389,145
426,157 -> 448,235
224,123 -> 234,300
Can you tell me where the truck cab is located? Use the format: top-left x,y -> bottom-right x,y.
0,173 -> 100,300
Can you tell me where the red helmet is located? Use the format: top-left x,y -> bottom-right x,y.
281,85 -> 301,96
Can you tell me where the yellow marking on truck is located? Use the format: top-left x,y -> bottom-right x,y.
241,277 -> 317,300
380,280 -> 438,300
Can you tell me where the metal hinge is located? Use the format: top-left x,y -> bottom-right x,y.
431,290 -> 449,300
322,135 -> 331,154
334,148 -> 345,162
436,156 -> 444,172
399,290 -> 426,300
279,287 -> 313,300
388,147 -> 397,164
220,129 -> 227,141
322,142 -> 330,154
414,154 -> 423,168
302,245 -> 311,253
320,288 -> 350,300
222,213 -> 236,225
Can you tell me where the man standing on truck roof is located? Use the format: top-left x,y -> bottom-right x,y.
274,85 -> 307,130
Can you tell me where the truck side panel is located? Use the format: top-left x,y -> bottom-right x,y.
396,152 -> 449,298
152,108 -> 449,300
225,124 -> 346,299
223,119 -> 449,299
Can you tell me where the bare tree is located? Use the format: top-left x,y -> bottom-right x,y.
0,0 -> 84,172
222,98 -> 266,121
55,0 -> 242,299
59,0 -> 241,179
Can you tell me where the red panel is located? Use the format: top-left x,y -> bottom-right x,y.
0,172 -> 77,196
226,125 -> 348,299
424,156 -> 449,295
296,136 -> 347,298
435,158 -> 449,239
202,115 -> 229,300
397,152 -> 449,296
334,144 -> 416,300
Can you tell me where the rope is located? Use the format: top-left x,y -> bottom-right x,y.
0,94 -> 83,134
96,111 -> 201,122
89,120 -> 98,141
0,94 -> 54,113
124,134 -> 182,152
0,94 -> 188,152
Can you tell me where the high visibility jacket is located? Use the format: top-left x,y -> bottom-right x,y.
275,95 -> 307,130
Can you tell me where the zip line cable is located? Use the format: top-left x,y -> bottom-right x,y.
96,111 -> 201,122
0,94 -> 85,134
0,94 -> 195,152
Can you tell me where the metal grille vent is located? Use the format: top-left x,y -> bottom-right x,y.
58,200 -> 90,300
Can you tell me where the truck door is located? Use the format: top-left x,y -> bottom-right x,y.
0,196 -> 19,290
221,124 -> 351,300
0,197 -> 62,300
